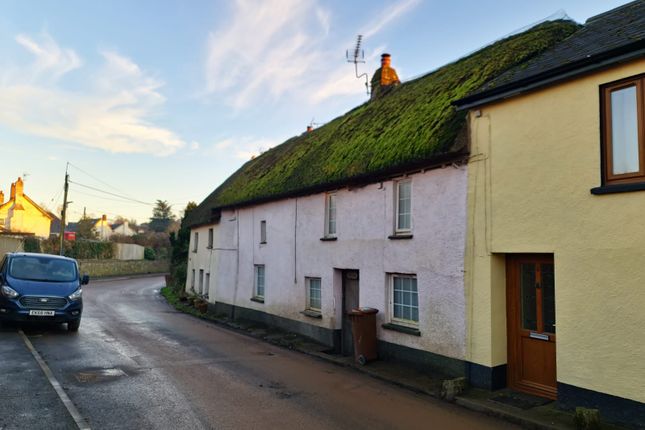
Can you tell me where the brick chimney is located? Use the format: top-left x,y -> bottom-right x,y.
102,214 -> 107,222
14,177 -> 23,197
0,190 -> 3,205
10,182 -> 15,200
306,125 -> 313,133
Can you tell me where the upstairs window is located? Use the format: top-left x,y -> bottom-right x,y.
208,228 -> 213,248
193,232 -> 199,252
324,193 -> 336,237
395,180 -> 412,232
260,220 -> 267,244
602,76 -> 645,185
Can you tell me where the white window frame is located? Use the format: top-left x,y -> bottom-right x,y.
389,274 -> 419,328
193,232 -> 199,252
254,264 -> 265,299
324,193 -> 337,237
207,228 -> 213,249
260,220 -> 267,244
305,277 -> 322,313
395,179 -> 412,233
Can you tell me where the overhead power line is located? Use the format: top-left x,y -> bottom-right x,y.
68,180 -> 153,206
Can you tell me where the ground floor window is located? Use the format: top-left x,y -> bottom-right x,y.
390,274 -> 418,326
254,265 -> 265,299
191,269 -> 195,291
306,277 -> 321,312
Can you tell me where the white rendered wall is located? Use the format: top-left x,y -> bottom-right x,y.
188,166 -> 468,360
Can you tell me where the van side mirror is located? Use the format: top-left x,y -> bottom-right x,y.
81,274 -> 90,285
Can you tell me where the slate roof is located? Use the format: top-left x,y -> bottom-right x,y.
455,0 -> 645,109
185,20 -> 579,228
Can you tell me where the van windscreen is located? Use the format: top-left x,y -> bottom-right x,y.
9,256 -> 77,282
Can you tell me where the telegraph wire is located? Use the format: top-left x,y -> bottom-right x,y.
68,180 -> 154,206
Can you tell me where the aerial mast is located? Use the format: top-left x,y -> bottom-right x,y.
346,35 -> 369,95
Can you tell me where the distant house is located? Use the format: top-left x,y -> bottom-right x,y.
110,220 -> 137,237
67,214 -> 113,240
0,178 -> 53,238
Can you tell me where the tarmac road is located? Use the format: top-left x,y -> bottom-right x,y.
0,275 -> 519,430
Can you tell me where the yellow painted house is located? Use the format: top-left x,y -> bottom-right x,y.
455,1 -> 645,426
0,178 -> 53,238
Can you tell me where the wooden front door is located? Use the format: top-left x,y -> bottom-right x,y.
341,270 -> 359,356
506,254 -> 557,399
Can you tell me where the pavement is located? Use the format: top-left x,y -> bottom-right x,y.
168,286 -> 628,430
0,275 -> 522,430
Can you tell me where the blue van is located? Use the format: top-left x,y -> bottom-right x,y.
0,252 -> 88,331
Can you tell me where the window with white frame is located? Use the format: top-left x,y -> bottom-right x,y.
306,277 -> 322,312
193,232 -> 199,252
395,180 -> 412,232
208,228 -> 213,248
390,274 -> 419,326
260,220 -> 267,244
254,265 -> 265,299
324,193 -> 336,237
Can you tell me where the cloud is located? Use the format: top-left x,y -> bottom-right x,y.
14,33 -> 82,81
204,0 -> 418,109
210,136 -> 280,160
0,32 -> 184,156
361,0 -> 421,38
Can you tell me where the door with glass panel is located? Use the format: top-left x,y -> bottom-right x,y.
506,254 -> 556,399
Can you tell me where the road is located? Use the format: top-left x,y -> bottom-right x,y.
0,275 -> 518,429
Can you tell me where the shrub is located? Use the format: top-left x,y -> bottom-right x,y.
144,247 -> 156,260
23,237 -> 41,253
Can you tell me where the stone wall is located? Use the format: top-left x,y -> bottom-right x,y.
79,259 -> 169,278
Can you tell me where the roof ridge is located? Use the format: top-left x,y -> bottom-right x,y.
586,0 -> 642,24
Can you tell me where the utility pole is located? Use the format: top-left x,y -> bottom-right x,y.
59,163 -> 70,255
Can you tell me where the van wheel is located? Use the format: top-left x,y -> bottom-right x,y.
68,320 -> 81,332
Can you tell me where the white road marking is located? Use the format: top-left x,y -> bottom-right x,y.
18,329 -> 91,430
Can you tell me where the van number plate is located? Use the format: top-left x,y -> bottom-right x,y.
29,310 -> 55,316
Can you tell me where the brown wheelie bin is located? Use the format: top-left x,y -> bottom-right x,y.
348,307 -> 379,365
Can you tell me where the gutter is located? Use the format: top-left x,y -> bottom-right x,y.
455,44 -> 645,111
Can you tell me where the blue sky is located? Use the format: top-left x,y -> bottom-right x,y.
0,0 -> 631,223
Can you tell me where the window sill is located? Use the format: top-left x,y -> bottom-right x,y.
259,241 -> 267,245
301,310 -> 322,319
591,182 -> 645,195
319,236 -> 337,241
382,323 -> 421,336
388,233 -> 413,240
250,297 -> 265,304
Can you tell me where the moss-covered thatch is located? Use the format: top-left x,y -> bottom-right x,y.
186,20 -> 579,228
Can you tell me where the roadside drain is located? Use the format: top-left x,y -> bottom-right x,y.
75,368 -> 127,383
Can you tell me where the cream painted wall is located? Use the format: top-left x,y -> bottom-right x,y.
189,166 -> 469,360
0,196 -> 51,238
466,59 -> 645,403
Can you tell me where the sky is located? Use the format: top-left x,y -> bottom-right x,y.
0,0 -> 632,224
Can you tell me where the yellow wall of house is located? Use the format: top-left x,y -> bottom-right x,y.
466,58 -> 645,403
0,196 -> 51,238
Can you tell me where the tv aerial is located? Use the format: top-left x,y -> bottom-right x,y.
346,35 -> 369,95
